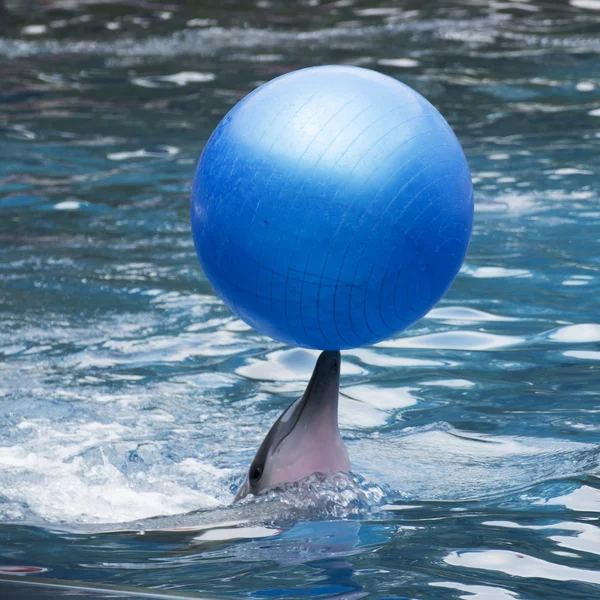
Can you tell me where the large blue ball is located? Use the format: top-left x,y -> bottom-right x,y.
191,65 -> 473,350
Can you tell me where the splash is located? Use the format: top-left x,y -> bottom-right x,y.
240,472 -> 391,519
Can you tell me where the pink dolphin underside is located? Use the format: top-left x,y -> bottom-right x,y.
235,351 -> 350,501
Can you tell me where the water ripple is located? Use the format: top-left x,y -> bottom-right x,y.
1,0 -> 599,597
445,549 -> 600,585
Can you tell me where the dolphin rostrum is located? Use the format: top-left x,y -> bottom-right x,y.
235,351 -> 350,501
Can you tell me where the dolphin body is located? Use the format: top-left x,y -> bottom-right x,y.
235,351 -> 350,501
61,352 -> 350,536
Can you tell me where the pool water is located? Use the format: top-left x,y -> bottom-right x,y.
1,0 -> 599,598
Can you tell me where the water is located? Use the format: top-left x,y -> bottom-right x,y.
1,0 -> 599,597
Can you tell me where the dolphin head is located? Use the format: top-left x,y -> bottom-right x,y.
234,351 -> 350,501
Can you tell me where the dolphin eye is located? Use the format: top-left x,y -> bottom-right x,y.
250,465 -> 262,482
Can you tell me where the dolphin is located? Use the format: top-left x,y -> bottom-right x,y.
235,350 -> 350,501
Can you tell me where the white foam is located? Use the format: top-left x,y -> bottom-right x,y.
0,443 -> 221,523
0,416 -> 231,523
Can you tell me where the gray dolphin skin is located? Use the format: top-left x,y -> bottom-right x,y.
235,351 -> 350,501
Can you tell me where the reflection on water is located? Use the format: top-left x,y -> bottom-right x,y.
444,549 -> 600,585
1,0 -> 600,598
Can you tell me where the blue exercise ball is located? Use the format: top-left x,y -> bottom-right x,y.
191,65 -> 473,350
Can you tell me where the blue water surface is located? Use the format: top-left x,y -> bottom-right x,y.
0,1 -> 599,598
